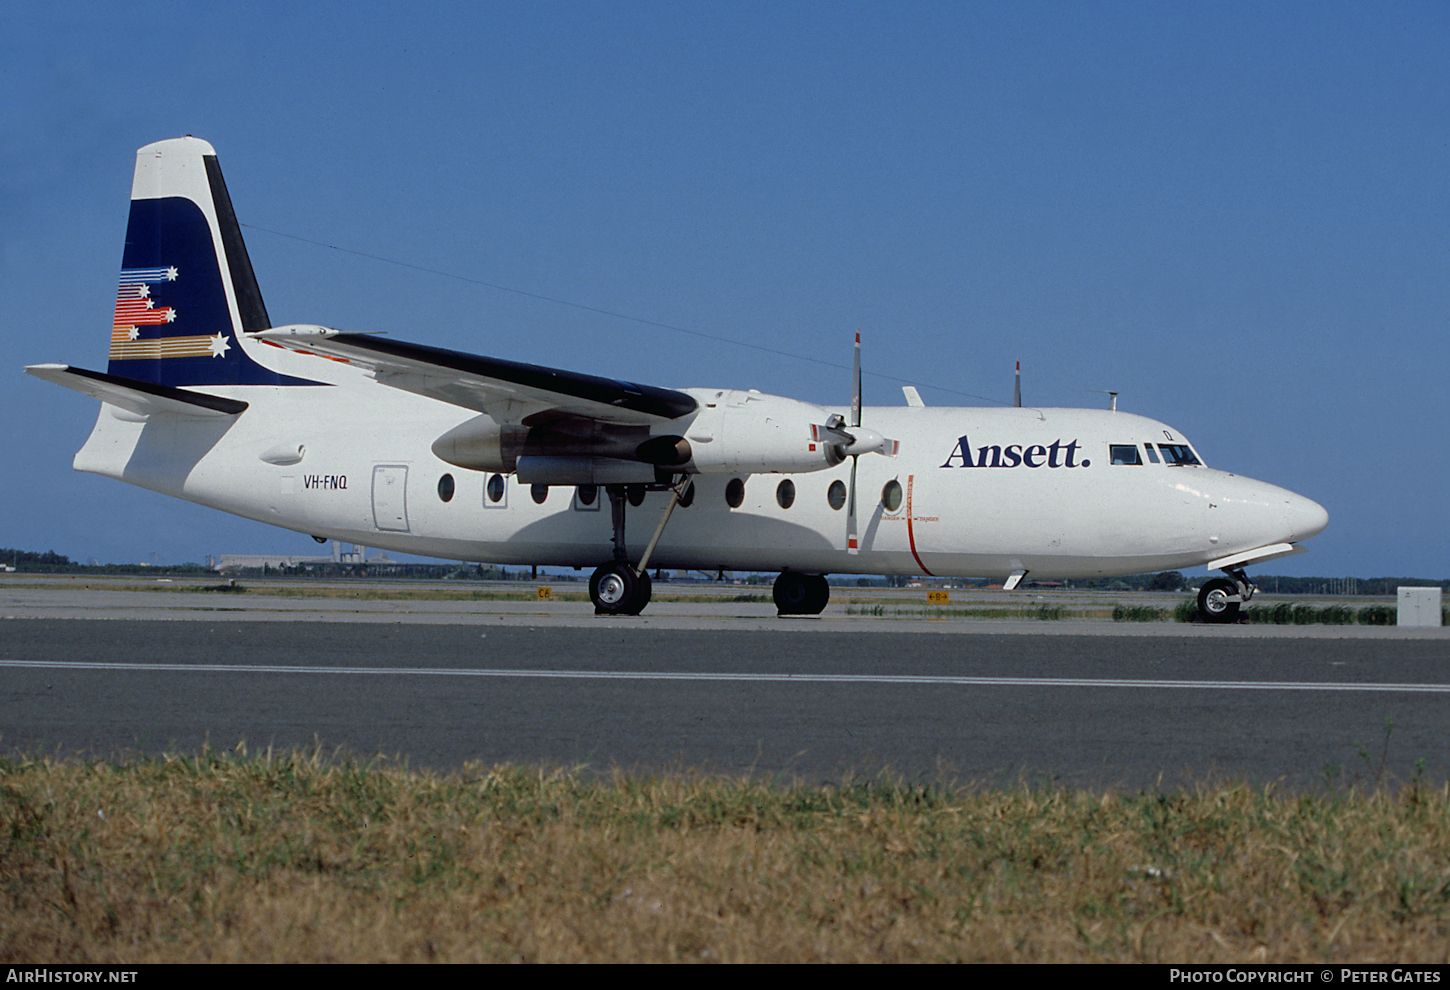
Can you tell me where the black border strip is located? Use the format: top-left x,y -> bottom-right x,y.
332,334 -> 699,419
60,365 -> 249,414
204,155 -> 272,335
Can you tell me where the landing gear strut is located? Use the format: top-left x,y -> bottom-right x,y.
774,571 -> 830,616
1197,566 -> 1256,624
588,477 -> 687,615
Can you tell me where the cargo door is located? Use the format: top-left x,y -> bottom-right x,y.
372,464 -> 409,532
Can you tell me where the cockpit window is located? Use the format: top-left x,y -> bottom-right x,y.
1110,444 -> 1142,465
1144,443 -> 1160,463
1157,444 -> 1201,466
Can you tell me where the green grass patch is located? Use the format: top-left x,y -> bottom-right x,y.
1173,599 -> 1200,622
845,603 -> 1073,620
1241,602 -> 1400,625
1113,604 -> 1168,622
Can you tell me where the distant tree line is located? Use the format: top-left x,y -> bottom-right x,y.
1247,576 -> 1448,596
1076,573 -> 1448,596
1075,572 -> 1189,591
0,548 -> 74,569
0,548 -> 212,575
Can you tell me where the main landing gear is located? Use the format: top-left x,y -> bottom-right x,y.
1197,566 -> 1256,623
588,478 -> 686,616
774,571 -> 830,616
589,560 -> 653,616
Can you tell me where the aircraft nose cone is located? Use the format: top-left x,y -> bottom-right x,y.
1285,493 -> 1329,543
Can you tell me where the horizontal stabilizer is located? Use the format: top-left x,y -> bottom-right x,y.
25,364 -> 248,418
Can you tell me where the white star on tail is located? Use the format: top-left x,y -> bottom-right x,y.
208,333 -> 231,358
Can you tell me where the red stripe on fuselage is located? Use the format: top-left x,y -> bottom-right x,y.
905,474 -> 934,576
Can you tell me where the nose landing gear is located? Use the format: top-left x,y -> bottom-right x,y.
1197,567 -> 1256,623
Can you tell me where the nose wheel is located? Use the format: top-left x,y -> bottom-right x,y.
1196,567 -> 1254,623
1196,578 -> 1240,623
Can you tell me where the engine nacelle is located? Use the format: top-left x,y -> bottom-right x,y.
432,416 -> 693,476
431,417 -> 529,473
680,390 -> 843,474
432,391 -> 850,479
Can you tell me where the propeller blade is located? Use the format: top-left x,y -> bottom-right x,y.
810,422 -> 854,448
851,331 -> 862,429
846,454 -> 859,554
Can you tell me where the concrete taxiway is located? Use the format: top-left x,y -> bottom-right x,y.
3,577 -> 1447,789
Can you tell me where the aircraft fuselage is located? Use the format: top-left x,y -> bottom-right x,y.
70,362 -> 1326,580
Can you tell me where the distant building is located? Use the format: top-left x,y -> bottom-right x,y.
215,541 -> 383,572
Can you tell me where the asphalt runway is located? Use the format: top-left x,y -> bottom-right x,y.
5,596 -> 1450,789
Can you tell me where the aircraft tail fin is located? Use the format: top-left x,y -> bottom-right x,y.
106,137 -> 302,387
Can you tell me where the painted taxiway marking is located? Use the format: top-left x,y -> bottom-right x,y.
4,659 -> 1450,693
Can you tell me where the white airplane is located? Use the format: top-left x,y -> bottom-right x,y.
27,137 -> 1328,621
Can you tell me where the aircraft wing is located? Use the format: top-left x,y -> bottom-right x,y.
256,329 -> 697,425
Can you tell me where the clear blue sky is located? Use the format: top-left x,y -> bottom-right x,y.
4,1 -> 1446,576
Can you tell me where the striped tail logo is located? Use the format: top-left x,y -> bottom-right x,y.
109,266 -> 230,361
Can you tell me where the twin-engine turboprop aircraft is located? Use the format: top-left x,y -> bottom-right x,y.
27,138 -> 1328,620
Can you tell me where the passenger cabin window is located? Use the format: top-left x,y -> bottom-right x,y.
881,479 -> 903,513
1110,445 -> 1142,465
574,485 -> 600,511
485,473 -> 507,506
1144,444 -> 1160,463
1157,444 -> 1201,466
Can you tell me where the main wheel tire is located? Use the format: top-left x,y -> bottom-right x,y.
803,574 -> 830,615
1197,577 -> 1241,623
625,568 -> 652,615
773,571 -> 811,615
590,562 -> 652,615
774,572 -> 829,615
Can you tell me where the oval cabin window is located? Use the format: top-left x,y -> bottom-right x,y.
486,474 -> 506,504
881,479 -> 903,513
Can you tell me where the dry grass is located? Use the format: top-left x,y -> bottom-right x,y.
4,749 -> 1450,963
